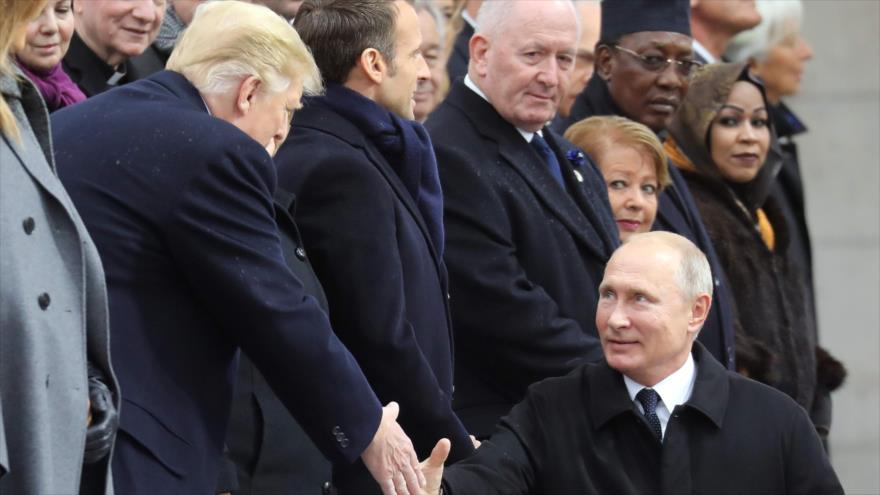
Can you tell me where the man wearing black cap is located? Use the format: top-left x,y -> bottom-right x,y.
553,0 -> 739,374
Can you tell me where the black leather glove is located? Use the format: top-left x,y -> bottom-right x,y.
84,362 -> 118,464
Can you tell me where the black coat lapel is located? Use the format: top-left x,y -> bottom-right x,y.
294,108 -> 448,285
448,83 -> 610,259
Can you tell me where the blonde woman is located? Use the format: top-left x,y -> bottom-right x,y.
1,0 -> 119,492
565,116 -> 671,242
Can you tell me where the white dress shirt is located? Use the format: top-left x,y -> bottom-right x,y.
623,353 -> 697,440
692,39 -> 717,64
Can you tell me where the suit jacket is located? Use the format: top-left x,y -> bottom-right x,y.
0,69 -> 118,493
274,96 -> 474,491
52,70 -> 382,493
552,74 -> 738,369
223,191 -> 330,495
425,80 -> 619,437
443,342 -> 843,495
62,33 -> 165,97
446,22 -> 474,84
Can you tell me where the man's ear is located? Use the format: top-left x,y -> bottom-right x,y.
595,45 -> 615,82
235,75 -> 262,116
687,293 -> 712,337
357,47 -> 386,85
469,34 -> 490,79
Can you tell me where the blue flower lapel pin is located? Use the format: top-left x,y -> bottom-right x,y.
566,149 -> 586,183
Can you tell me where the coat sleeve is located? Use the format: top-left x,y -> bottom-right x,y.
443,383 -> 549,494
783,402 -> 844,495
283,148 -> 474,462
436,144 -> 604,392
163,142 -> 382,465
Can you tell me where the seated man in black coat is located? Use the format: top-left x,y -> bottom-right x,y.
53,2 -> 423,494
425,0 -> 619,439
419,232 -> 843,495
274,0 -> 476,493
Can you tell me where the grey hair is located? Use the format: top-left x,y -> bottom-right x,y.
725,0 -> 804,63
475,0 -> 580,40
624,231 -> 714,302
413,0 -> 445,43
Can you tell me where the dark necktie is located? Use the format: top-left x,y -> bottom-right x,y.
530,133 -> 565,187
636,388 -> 663,441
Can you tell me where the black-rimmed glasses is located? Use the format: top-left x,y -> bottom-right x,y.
613,45 -> 703,78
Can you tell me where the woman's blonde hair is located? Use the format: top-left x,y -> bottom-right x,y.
167,0 -> 322,97
0,0 -> 48,139
565,115 -> 671,189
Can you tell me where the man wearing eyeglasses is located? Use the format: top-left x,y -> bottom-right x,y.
553,0 -> 739,377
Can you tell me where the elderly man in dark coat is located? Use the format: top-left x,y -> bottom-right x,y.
418,232 -> 843,495
63,0 -> 166,96
274,1 -> 476,492
52,3 -> 424,494
553,0 -> 739,372
425,0 -> 619,440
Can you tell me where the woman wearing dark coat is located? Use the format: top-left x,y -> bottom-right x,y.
664,63 -> 845,440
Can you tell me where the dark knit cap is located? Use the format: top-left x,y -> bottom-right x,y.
600,0 -> 692,42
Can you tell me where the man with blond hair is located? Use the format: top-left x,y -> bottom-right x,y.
52,2 -> 424,493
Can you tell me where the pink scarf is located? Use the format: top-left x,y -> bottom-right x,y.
16,61 -> 86,112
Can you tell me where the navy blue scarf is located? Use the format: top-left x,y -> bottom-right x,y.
318,84 -> 445,255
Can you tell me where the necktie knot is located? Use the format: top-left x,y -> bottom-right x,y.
636,388 -> 660,415
636,388 -> 663,441
530,133 -> 565,187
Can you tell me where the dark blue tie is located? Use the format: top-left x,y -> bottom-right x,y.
530,133 -> 565,187
636,388 -> 663,441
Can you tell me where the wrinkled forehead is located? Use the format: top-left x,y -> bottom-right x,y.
603,241 -> 680,286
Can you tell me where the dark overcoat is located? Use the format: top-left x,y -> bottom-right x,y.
222,191 -> 330,495
274,96 -> 474,492
52,70 -> 382,493
445,22 -> 473,85
443,343 -> 843,495
425,80 -> 619,438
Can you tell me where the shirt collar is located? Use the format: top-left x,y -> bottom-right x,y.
461,10 -> 477,29
463,74 -> 539,143
623,352 -> 697,411
692,40 -> 716,64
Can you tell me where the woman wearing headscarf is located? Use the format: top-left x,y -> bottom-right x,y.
1,0 -> 119,491
664,62 -> 845,443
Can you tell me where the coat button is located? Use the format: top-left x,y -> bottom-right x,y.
295,247 -> 307,260
332,426 -> 342,435
38,292 -> 51,310
22,217 -> 35,235
340,438 -> 350,448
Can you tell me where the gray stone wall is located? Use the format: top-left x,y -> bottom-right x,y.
791,1 -> 879,493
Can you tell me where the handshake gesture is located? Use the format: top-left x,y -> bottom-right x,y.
360,403 -> 467,495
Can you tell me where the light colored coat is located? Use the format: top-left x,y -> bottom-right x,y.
0,69 -> 118,493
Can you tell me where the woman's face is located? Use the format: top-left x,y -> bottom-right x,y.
709,81 -> 770,184
596,145 -> 660,242
15,0 -> 75,72
753,23 -> 813,102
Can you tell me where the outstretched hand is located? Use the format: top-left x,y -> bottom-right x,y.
362,402 -> 425,495
419,439 -> 451,495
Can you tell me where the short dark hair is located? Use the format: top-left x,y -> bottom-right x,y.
294,0 -> 402,85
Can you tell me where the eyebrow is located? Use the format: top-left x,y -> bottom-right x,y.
719,104 -> 768,113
